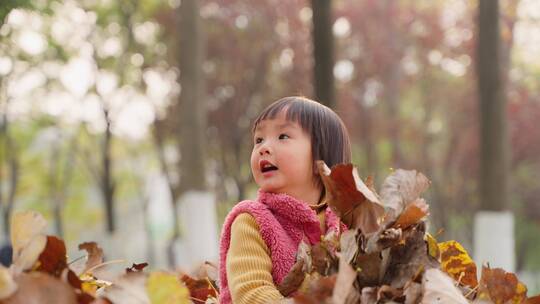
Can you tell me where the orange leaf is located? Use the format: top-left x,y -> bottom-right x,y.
438,240 -> 478,288
393,199 -> 429,229
477,265 -> 527,304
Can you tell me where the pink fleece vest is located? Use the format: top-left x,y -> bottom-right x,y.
218,190 -> 342,304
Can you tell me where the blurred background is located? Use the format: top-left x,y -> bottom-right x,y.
0,0 -> 539,291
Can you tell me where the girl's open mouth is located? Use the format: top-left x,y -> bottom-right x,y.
260,160 -> 278,173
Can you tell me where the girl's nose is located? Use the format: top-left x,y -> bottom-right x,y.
259,145 -> 271,155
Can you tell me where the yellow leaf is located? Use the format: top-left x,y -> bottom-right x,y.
146,272 -> 190,304
425,233 -> 440,260
438,240 -> 478,287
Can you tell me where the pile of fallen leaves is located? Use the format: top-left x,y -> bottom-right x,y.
276,162 -> 540,304
2,162 -> 540,304
0,211 -> 218,304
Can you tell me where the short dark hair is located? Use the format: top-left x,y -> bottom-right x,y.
252,96 -> 352,186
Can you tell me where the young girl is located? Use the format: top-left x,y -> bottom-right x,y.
218,96 -> 352,304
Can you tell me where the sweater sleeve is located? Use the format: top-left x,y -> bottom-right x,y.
226,213 -> 285,304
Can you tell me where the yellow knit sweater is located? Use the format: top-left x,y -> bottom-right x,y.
226,210 -> 326,304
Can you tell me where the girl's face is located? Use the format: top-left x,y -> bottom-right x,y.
251,110 -> 320,204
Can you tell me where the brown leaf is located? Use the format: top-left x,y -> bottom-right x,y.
380,169 -> 430,217
525,295 -> 540,304
477,265 -> 527,304
354,252 -> 381,288
126,263 -> 148,273
382,223 -> 439,289
78,242 -> 104,276
377,285 -> 403,302
293,275 -> 336,303
180,274 -> 217,302
421,268 -> 469,304
317,161 -> 385,234
311,243 -> 332,275
36,236 -> 68,277
278,259 -> 305,297
3,272 -> 78,304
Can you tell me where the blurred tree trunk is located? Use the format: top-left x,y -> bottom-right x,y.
381,0 -> 403,168
311,0 -> 335,108
49,131 -> 78,238
101,110 -> 116,233
477,0 -> 508,211
167,0 -> 207,267
177,0 -> 206,194
357,98 -> 378,179
0,99 -> 18,239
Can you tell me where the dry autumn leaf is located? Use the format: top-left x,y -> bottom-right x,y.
10,211 -> 48,272
331,257 -> 358,304
0,265 -> 17,299
421,268 -> 469,304
126,263 -> 149,273
78,242 -> 104,276
476,265 -> 527,304
293,275 -> 336,303
317,161 -> 385,235
438,240 -> 478,288
180,273 -> 217,303
36,236 -> 68,277
278,259 -> 305,297
382,223 -> 438,289
380,169 -> 430,217
3,272 -> 78,304
392,199 -> 429,230
146,272 -> 190,304
101,272 -> 150,304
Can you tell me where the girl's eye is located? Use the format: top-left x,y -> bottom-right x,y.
255,137 -> 263,144
279,134 -> 289,140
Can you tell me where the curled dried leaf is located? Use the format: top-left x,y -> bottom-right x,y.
78,242 -> 104,276
317,161 -> 385,234
180,274 -> 217,302
380,169 -> 430,217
